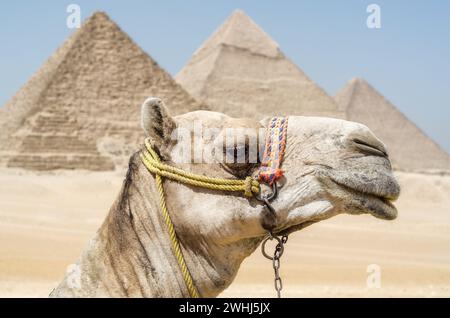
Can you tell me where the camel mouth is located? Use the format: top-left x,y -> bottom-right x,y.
360,192 -> 398,220
330,178 -> 399,220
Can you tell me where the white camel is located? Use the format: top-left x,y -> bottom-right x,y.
50,98 -> 400,297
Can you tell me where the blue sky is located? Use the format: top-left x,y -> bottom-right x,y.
1,1 -> 449,153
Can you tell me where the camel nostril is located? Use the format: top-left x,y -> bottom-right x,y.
353,138 -> 388,158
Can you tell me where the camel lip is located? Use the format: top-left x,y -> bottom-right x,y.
329,175 -> 400,201
365,194 -> 398,220
330,179 -> 398,220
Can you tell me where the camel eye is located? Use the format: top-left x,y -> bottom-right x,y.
220,143 -> 257,178
212,125 -> 262,177
223,144 -> 249,164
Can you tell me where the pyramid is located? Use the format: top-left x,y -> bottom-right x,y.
335,78 -> 450,173
176,10 -> 343,119
0,12 -> 204,171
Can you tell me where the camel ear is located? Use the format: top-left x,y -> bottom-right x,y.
141,97 -> 176,150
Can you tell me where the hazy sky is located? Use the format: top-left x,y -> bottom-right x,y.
1,1 -> 449,153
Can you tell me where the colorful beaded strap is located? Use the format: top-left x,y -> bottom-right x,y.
258,117 -> 289,185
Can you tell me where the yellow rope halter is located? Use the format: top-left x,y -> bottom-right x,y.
139,138 -> 260,298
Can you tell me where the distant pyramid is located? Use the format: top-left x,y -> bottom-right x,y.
335,78 -> 450,173
0,12 -> 204,171
176,10 -> 343,119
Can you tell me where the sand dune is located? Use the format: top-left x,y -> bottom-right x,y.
0,169 -> 449,297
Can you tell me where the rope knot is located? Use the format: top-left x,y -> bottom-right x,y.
244,176 -> 259,197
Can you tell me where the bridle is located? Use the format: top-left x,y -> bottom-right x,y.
140,117 -> 289,298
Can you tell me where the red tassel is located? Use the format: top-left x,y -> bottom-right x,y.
273,169 -> 284,179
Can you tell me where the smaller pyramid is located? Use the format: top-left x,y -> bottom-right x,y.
176,10 -> 343,119
335,78 -> 450,173
0,12 -> 204,171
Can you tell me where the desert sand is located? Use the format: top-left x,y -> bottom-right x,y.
0,168 -> 449,298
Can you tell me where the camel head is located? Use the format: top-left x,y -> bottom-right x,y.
138,97 -> 400,296
50,97 -> 401,298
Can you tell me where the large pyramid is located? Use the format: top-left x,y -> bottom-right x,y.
0,12 -> 204,171
176,10 -> 343,119
335,78 -> 450,173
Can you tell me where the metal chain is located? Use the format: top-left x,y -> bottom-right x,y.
262,233 -> 288,298
273,234 -> 288,298
257,182 -> 290,298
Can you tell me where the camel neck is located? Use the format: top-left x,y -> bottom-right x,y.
50,156 -> 215,297
50,155 -> 261,297
49,157 -> 191,297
